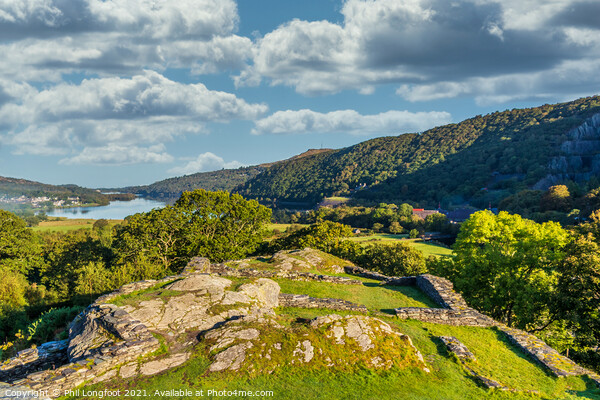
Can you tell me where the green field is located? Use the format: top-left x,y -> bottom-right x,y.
348,233 -> 453,258
32,218 -> 123,232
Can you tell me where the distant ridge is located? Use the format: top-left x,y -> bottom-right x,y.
234,95 -> 600,208
121,148 -> 333,200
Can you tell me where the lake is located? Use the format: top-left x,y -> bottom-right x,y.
45,197 -> 166,220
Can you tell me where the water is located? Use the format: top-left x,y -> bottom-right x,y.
45,197 -> 166,220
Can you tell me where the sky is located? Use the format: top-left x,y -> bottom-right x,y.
0,0 -> 599,188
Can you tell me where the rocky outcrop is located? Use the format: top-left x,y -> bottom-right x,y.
0,303 -> 160,398
208,262 -> 362,285
0,341 -> 68,383
204,314 -> 429,375
535,113 -> 600,189
439,336 -> 476,361
120,276 -> 280,336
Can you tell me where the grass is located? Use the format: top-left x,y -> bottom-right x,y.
58,273 -> 600,400
61,316 -> 600,400
275,279 -> 439,312
32,218 -> 123,232
347,234 -> 454,258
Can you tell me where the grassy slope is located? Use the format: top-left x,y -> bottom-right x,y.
62,261 -> 600,400
63,306 -> 600,400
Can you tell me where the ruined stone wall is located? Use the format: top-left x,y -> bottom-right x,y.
343,266 -> 600,385
279,293 -> 368,313
394,308 -> 496,327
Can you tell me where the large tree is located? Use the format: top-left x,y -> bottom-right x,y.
113,190 -> 271,276
440,210 -> 568,329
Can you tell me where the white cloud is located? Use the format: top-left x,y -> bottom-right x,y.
0,70 -> 267,124
239,0 -> 600,102
396,59 -> 600,104
168,152 -> 243,175
0,0 -> 251,80
59,144 -> 173,165
0,71 -> 267,163
252,109 -> 452,135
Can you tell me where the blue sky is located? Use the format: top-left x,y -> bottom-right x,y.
1,0 -> 599,187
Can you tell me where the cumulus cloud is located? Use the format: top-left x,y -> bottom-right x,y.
238,0 -> 600,102
0,0 -> 251,80
0,71 -> 267,164
59,144 -> 173,165
168,152 -> 243,175
252,109 -> 452,135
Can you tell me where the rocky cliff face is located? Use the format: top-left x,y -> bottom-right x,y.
536,113 -> 600,189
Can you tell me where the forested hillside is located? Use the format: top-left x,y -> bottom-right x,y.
235,96 -> 600,207
122,149 -> 333,200
121,166 -> 266,200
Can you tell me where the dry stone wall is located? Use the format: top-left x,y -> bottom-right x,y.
279,293 -> 368,313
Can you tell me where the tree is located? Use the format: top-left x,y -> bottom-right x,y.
389,221 -> 404,234
0,210 -> 42,274
113,190 -> 272,275
265,221 -> 354,254
363,243 -> 426,276
443,210 -> 568,329
174,190 -> 272,262
541,185 -> 571,212
556,234 -> 600,353
0,267 -> 29,316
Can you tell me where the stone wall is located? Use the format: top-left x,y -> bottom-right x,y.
343,266 -> 390,281
279,293 -> 368,313
394,308 -> 496,327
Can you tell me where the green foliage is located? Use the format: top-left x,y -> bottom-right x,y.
440,210 -> 568,329
122,166 -> 267,200
0,267 -> 29,316
541,185 -> 572,212
361,243 -> 426,277
264,221 -> 354,254
0,210 -> 42,274
556,234 -> 600,353
174,190 -> 272,262
40,229 -> 113,298
113,190 -> 272,278
409,229 -> 419,239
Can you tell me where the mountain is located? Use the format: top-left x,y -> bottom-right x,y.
234,95 -> 600,208
0,176 -> 108,205
121,149 -> 333,200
